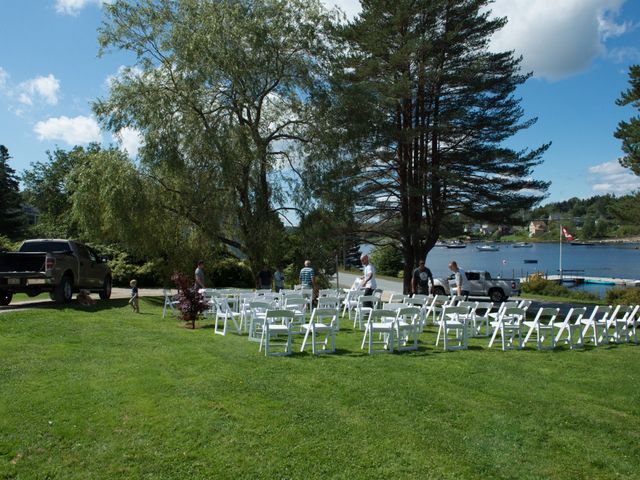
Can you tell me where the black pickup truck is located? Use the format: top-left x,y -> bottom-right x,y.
0,239 -> 112,305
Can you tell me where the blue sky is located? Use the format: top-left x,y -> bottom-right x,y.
1,0 -> 640,204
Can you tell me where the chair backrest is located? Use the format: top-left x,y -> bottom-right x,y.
249,300 -> 272,311
404,297 -> 426,307
431,295 -> 450,306
265,309 -> 295,324
564,306 -> 587,325
586,305 -> 612,322
357,295 -> 378,308
388,292 -> 406,303
458,300 -> 478,310
443,305 -> 471,316
397,306 -> 421,324
318,288 -> 338,297
518,300 -> 532,312
368,309 -> 397,323
474,301 -> 494,315
318,296 -> 340,309
373,288 -> 384,299
284,296 -> 306,307
448,295 -> 465,305
532,307 -> 560,325
502,307 -> 526,323
411,294 -> 429,303
383,302 -> 405,312
310,308 -> 338,326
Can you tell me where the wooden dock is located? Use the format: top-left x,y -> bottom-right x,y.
542,275 -> 640,287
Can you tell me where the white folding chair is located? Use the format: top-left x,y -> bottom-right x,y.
624,305 -> 640,344
341,288 -> 365,321
395,306 -> 420,351
317,296 -> 341,330
388,292 -> 407,303
213,297 -> 242,336
162,288 -> 180,318
283,296 -> 307,332
259,310 -> 294,356
424,295 -> 450,325
581,305 -> 613,346
353,295 -> 378,330
361,309 -> 396,354
471,301 -> 494,337
435,305 -> 471,351
607,305 -> 637,344
488,307 -> 526,350
554,307 -> 587,349
522,307 -> 560,350
300,308 -> 338,354
247,301 -> 272,342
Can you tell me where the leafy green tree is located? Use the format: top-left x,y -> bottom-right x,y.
615,64 -> 640,175
314,0 -> 549,292
94,0 -> 335,273
21,146 -> 88,238
370,243 -> 403,277
0,145 -> 26,239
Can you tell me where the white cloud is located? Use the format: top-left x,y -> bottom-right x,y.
0,67 -> 8,91
17,74 -> 60,106
34,115 -> 102,145
588,159 -> 640,194
488,0 -> 628,81
114,127 -> 143,158
55,0 -> 106,15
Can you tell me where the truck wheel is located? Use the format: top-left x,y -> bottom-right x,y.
0,292 -> 12,306
54,275 -> 73,303
489,288 -> 505,303
432,286 -> 446,296
99,276 -> 112,300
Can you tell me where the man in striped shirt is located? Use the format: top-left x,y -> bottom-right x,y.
299,260 -> 316,289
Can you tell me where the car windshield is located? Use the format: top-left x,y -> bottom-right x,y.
20,241 -> 70,253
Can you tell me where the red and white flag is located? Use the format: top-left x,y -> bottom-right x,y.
561,226 -> 574,241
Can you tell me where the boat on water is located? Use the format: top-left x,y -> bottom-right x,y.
571,241 -> 596,246
524,259 -> 538,264
476,244 -> 499,252
446,243 -> 467,249
513,242 -> 533,248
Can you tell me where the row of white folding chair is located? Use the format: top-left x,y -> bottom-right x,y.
522,307 -> 560,350
488,307 -> 528,350
260,307 -> 340,356
361,307 -> 421,354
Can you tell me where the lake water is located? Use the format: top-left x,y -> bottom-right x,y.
363,242 -> 640,297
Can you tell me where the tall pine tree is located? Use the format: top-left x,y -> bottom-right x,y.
0,145 -> 25,240
319,0 -> 549,291
615,64 -> 640,176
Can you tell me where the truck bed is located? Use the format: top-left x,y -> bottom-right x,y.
0,252 -> 47,273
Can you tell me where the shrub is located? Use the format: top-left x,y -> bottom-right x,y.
171,271 -> 209,329
0,235 -> 19,252
209,258 -> 254,288
370,244 -> 403,277
605,286 -> 640,306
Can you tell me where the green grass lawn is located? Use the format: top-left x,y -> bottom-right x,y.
1,298 -> 639,479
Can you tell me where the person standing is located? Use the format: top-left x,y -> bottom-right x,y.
256,265 -> 273,290
449,260 -> 470,298
299,260 -> 316,289
273,267 -> 285,293
412,259 -> 434,295
194,260 -> 206,290
360,254 -> 377,307
129,279 -> 140,313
